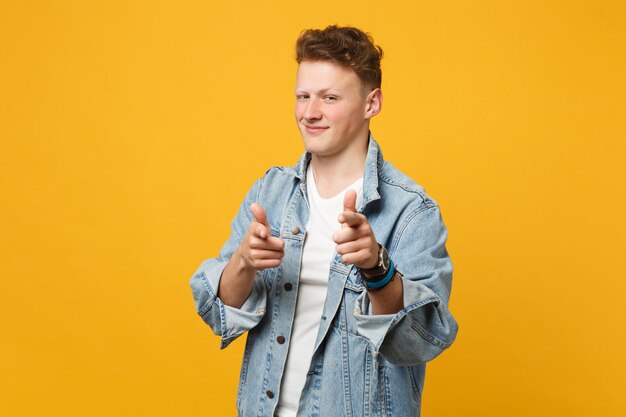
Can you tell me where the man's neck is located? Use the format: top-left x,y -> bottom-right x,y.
309,141 -> 368,199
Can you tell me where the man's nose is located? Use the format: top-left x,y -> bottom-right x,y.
303,99 -> 322,120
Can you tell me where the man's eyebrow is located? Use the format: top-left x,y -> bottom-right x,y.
295,88 -> 339,94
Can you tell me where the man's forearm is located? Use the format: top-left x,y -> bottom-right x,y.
218,249 -> 257,309
367,272 -> 404,315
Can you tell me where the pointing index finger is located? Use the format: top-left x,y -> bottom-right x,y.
250,203 -> 271,239
343,190 -> 358,213
250,203 -> 269,226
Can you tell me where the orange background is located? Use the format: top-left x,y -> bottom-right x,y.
1,1 -> 625,416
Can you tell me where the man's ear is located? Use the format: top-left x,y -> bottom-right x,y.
364,88 -> 383,119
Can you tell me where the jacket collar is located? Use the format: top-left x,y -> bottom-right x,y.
291,132 -> 382,211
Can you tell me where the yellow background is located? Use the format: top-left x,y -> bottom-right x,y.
1,1 -> 625,416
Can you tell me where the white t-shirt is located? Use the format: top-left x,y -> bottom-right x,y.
276,165 -> 363,417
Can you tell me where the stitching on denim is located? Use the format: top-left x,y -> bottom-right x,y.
340,302 -> 354,417
408,367 -> 420,403
403,297 -> 441,312
332,315 -> 373,340
384,364 -> 393,416
282,186 -> 306,241
218,306 -> 229,344
344,267 -> 365,292
198,271 -> 215,317
363,344 -> 372,417
330,264 -> 350,275
377,165 -> 430,201
377,363 -> 388,416
383,296 -> 438,331
239,331 -> 254,391
199,270 -> 233,343
344,282 -> 365,292
409,317 -> 450,349
389,205 -> 437,255
378,173 -> 422,194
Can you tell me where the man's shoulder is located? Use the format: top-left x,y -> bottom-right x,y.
249,164 -> 301,197
258,164 -> 299,185
377,160 -> 438,208
263,164 -> 299,178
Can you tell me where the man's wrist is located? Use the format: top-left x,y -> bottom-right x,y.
233,248 -> 257,276
361,260 -> 397,291
358,244 -> 390,278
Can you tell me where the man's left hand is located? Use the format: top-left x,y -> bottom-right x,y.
333,190 -> 379,269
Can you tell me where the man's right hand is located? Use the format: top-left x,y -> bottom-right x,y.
237,203 -> 285,271
218,203 -> 284,308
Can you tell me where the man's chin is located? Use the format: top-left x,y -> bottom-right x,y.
301,134 -> 326,147
302,141 -> 324,155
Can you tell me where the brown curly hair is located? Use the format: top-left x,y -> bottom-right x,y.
296,25 -> 383,90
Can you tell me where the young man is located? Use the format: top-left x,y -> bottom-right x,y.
190,26 -> 458,417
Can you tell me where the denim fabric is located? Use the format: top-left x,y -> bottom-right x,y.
190,136 -> 458,417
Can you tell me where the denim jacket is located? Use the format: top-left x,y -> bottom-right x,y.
190,136 -> 458,417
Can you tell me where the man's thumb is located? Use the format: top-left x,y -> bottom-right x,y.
343,190 -> 357,213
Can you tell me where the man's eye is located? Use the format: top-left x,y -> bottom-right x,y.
324,96 -> 337,102
296,95 -> 309,100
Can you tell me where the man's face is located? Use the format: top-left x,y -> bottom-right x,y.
295,60 -> 377,159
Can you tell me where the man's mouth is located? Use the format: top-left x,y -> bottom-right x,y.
303,124 -> 329,134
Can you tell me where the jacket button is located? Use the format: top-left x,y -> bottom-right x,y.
283,283 -> 293,291
291,226 -> 300,235
266,390 -> 274,399
277,335 -> 285,344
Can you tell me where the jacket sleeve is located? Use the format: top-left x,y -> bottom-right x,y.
353,203 -> 458,365
189,178 -> 268,349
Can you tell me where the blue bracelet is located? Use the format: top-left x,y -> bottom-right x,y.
363,260 -> 395,290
